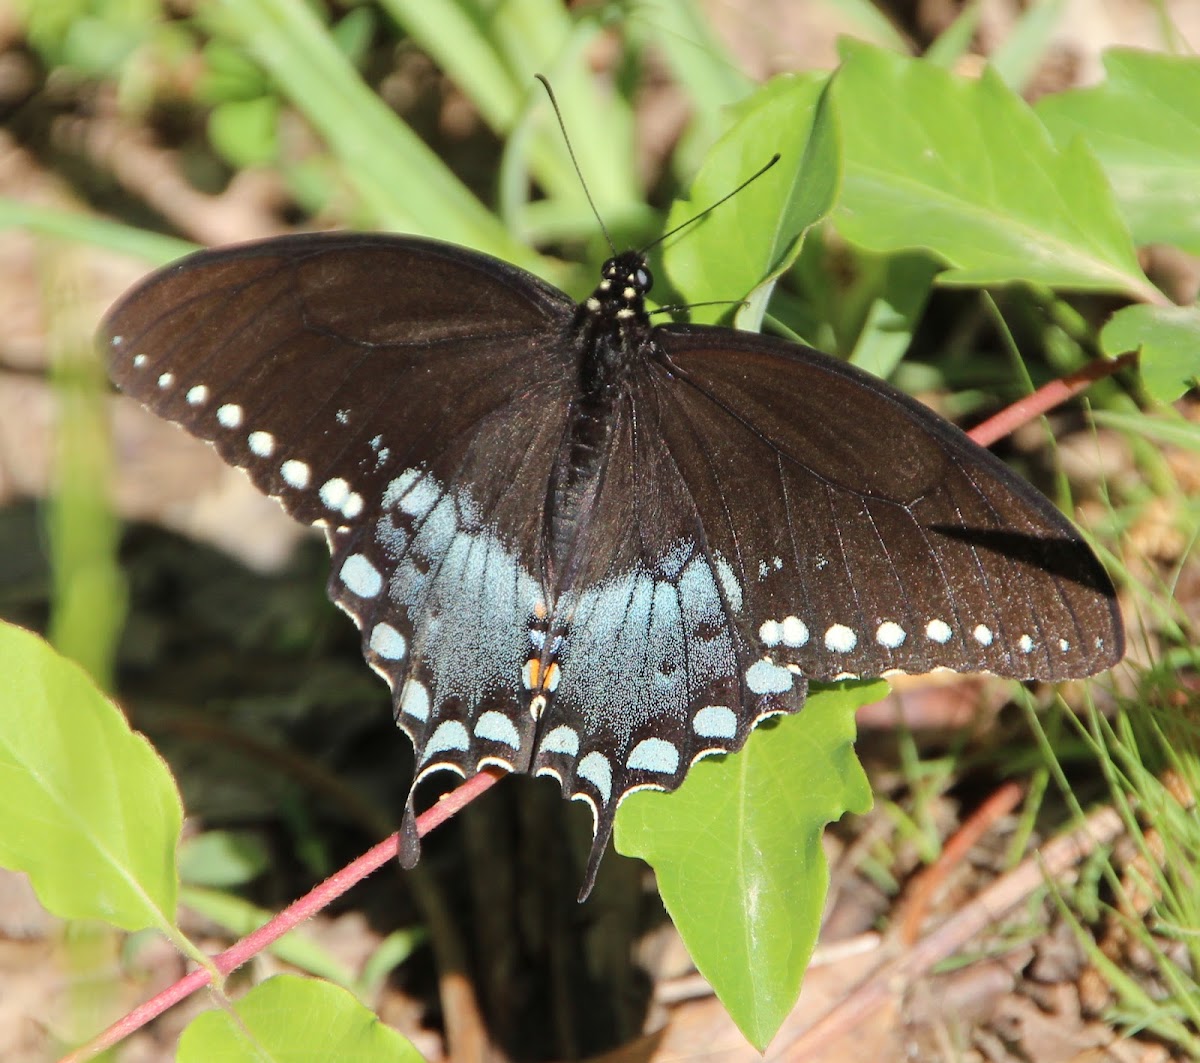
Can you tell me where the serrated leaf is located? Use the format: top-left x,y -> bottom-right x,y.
616,681 -> 881,1050
831,40 -> 1158,301
663,73 -> 840,326
0,621 -> 181,932
177,974 -> 425,1061
1037,49 -> 1200,255
1100,304 -> 1200,403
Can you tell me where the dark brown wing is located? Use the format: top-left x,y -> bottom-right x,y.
102,233 -> 581,863
653,324 -> 1123,684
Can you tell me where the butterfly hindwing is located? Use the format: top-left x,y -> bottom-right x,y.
528,376 -> 808,891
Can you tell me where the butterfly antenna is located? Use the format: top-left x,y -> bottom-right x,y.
641,153 -> 781,255
535,74 -> 616,255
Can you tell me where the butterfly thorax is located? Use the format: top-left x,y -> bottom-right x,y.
543,252 -> 653,593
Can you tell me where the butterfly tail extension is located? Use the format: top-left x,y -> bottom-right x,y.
578,802 -> 618,902
399,798 -> 421,869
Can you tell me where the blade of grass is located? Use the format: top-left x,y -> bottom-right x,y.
0,201 -> 196,263
206,0 -> 540,269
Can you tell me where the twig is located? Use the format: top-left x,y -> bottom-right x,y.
894,781 -> 1026,945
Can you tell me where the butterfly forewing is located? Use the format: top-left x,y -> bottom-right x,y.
655,325 -> 1123,683
103,234 -> 582,832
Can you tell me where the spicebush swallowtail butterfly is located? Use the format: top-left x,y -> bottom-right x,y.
101,232 -> 1123,898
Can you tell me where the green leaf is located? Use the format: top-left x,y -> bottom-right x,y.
0,621 -> 181,933
1100,304 -> 1200,403
177,974 -> 426,1061
845,252 -> 941,378
663,73 -> 840,326
208,96 -> 280,168
616,681 -> 881,1050
1037,49 -> 1200,255
831,40 -> 1158,301
178,830 -> 270,888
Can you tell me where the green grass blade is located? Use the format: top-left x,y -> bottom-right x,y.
206,0 -> 536,267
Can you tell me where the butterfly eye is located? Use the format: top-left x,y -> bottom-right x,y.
635,266 -> 652,291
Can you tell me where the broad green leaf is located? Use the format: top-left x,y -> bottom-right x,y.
617,681 -> 881,1050
831,40 -> 1159,302
177,974 -> 425,1062
663,73 -> 840,326
0,621 -> 181,933
1101,304 -> 1200,403
178,830 -> 271,888
1037,49 -> 1200,255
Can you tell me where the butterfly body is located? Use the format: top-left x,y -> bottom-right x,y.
102,232 -> 1122,898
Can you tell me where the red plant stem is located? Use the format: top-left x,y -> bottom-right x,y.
58,767 -> 506,1063
895,780 -> 1026,945
967,351 -> 1134,448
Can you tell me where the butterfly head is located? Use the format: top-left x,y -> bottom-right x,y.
584,250 -> 653,325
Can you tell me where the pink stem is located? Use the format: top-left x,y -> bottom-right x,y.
967,352 -> 1134,447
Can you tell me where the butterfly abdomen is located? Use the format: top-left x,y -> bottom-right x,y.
544,251 -> 654,592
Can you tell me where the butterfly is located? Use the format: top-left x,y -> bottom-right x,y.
101,231 -> 1123,898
